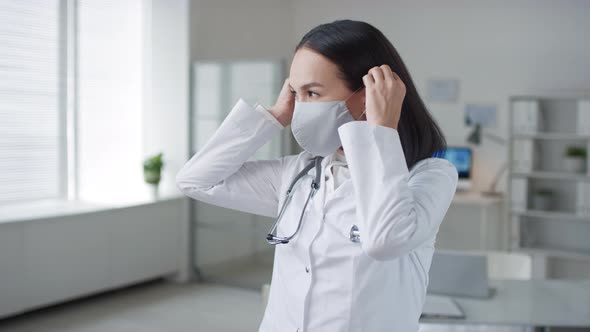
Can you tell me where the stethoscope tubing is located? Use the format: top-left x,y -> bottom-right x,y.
266,156 -> 323,245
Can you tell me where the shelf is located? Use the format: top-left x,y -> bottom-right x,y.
517,247 -> 590,261
509,96 -> 590,278
452,191 -> 503,206
512,209 -> 590,222
512,170 -> 590,181
513,132 -> 590,140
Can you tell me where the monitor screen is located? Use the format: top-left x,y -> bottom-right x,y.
441,147 -> 472,179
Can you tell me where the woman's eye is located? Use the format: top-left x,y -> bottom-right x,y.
290,90 -> 318,97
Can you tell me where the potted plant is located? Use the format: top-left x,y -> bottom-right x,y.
532,188 -> 554,211
563,146 -> 587,173
143,152 -> 164,199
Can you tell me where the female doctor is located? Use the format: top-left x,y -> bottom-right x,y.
176,19 -> 458,332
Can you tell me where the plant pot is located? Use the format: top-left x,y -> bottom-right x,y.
532,194 -> 553,211
144,169 -> 161,200
563,156 -> 586,173
150,183 -> 159,200
144,170 -> 161,184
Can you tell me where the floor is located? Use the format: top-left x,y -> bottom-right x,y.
0,278 -> 265,332
0,277 -> 575,332
199,253 -> 273,291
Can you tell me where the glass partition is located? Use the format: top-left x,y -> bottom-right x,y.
190,60 -> 287,289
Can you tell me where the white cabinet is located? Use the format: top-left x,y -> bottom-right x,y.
509,96 -> 590,279
108,202 -> 181,286
577,100 -> 590,135
23,216 -> 111,310
0,198 -> 183,319
576,182 -> 590,217
0,224 -> 25,317
511,139 -> 536,173
512,100 -> 542,133
510,178 -> 529,212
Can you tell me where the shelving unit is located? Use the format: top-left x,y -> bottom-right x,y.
513,209 -> 590,223
509,97 -> 590,278
512,171 -> 590,181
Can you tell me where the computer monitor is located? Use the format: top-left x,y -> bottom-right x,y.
441,147 -> 472,191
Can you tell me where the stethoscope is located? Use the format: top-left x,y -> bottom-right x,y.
265,156 -> 361,245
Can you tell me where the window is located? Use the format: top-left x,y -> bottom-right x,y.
77,0 -> 145,203
0,0 -> 146,205
0,0 -> 63,205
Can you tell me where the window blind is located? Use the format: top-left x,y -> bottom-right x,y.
0,0 -> 62,204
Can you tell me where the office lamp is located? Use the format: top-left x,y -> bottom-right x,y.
467,124 -> 507,197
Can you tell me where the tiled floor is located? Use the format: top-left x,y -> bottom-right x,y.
0,278 -> 265,332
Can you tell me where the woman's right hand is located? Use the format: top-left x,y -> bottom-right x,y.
269,78 -> 295,127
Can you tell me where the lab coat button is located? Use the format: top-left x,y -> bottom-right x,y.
305,266 -> 310,273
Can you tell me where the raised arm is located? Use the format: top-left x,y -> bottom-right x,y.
175,98 -> 288,218
338,121 -> 458,260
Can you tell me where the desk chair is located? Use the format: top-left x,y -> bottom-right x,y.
486,251 -> 532,280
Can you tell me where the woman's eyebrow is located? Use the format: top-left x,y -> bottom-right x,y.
289,82 -> 325,90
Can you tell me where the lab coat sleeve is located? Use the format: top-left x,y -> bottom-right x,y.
175,98 -> 287,218
338,121 -> 458,261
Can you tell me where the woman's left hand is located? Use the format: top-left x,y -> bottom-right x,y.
362,64 -> 406,130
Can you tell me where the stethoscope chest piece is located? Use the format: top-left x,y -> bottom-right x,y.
349,224 -> 361,243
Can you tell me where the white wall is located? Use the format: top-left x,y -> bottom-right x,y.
291,0 -> 590,192
190,0 -> 294,61
289,0 -> 590,279
144,0 -> 190,197
187,0 -> 590,278
189,0 -> 590,191
293,0 -> 590,278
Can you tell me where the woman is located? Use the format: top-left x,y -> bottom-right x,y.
176,19 -> 458,332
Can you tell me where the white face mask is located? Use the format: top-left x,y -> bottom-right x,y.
291,87 -> 365,157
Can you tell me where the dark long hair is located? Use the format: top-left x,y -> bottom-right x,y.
295,19 -> 446,170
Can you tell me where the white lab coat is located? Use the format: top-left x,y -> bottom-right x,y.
176,98 -> 459,332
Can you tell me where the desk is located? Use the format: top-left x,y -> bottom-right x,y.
421,279 -> 590,328
437,191 -> 506,251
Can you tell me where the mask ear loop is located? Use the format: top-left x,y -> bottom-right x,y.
343,86 -> 366,121
357,109 -> 367,121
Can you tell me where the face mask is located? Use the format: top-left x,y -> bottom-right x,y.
291,87 -> 365,157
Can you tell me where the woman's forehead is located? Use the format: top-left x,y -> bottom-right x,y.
289,48 -> 341,89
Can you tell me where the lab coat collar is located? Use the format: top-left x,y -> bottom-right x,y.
305,150 -> 353,205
